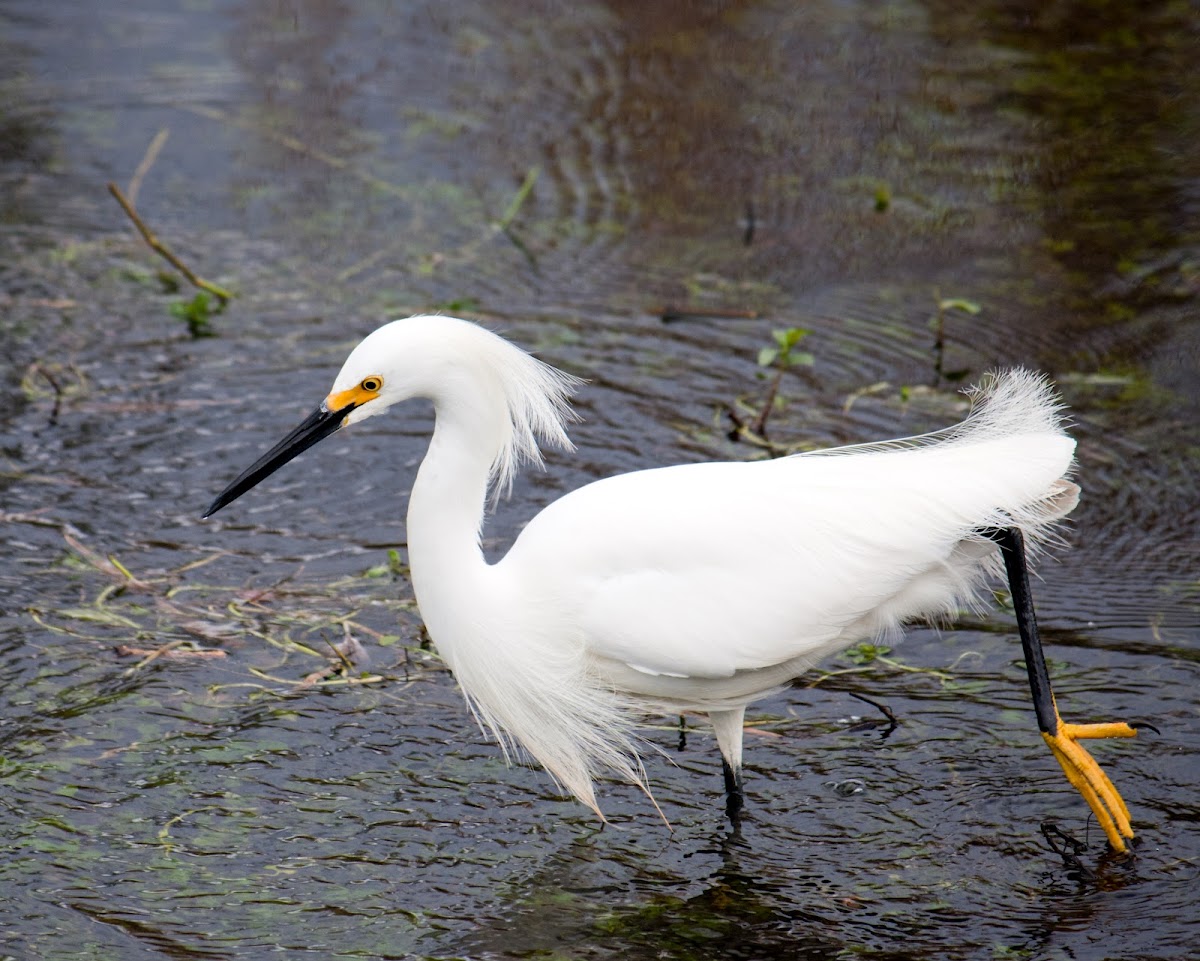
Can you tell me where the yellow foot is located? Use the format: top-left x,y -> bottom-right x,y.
1042,720 -> 1138,852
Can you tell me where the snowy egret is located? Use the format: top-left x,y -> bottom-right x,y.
205,315 -> 1138,850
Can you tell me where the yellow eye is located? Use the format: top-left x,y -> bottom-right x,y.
360,376 -> 383,392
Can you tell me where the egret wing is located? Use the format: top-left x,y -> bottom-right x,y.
504,434 -> 1074,679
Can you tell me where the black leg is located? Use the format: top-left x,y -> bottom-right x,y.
977,525 -> 1138,851
722,759 -> 744,823
978,526 -> 1058,737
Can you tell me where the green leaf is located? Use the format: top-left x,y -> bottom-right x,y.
843,642 -> 891,665
757,347 -> 779,367
169,292 -> 217,338
781,327 -> 810,348
937,298 -> 981,315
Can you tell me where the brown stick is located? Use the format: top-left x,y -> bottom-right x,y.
29,362 -> 63,426
127,128 -> 170,208
115,644 -> 227,660
182,103 -> 410,200
752,368 -> 783,440
106,181 -> 232,304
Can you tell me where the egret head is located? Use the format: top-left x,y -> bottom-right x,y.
203,315 -> 578,518
202,323 -> 405,518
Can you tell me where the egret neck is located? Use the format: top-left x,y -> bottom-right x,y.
406,378 -> 510,666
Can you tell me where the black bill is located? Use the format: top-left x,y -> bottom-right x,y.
203,401 -> 355,518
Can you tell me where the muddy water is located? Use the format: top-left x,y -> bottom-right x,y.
2,2 -> 1198,959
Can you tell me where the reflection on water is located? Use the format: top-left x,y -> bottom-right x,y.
1,0 -> 1198,959
983,1 -> 1199,295
457,831 -> 850,961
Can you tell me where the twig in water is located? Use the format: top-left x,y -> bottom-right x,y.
846,690 -> 899,739
106,182 -> 232,305
494,167 -> 541,271
116,643 -> 226,661
29,363 -> 64,426
337,243 -> 399,283
121,638 -> 188,674
183,103 -> 409,200
722,404 -> 792,456
495,166 -> 539,232
930,293 -> 980,387
0,511 -> 84,538
751,369 -> 783,441
127,128 -> 170,208
660,306 -> 761,323
1041,821 -> 1096,880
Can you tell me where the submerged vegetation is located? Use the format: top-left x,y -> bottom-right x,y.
107,180 -> 233,338
930,293 -> 981,386
722,326 -> 816,452
1,1 -> 1197,955
168,290 -> 221,338
14,517 -> 426,696
11,514 -> 1013,742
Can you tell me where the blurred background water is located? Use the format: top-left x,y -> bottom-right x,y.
1,2 -> 1197,959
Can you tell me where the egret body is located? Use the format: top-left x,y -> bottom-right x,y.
206,315 -> 1137,850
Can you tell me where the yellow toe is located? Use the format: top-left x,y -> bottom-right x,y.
1043,720 -> 1136,852
1062,721 -> 1138,741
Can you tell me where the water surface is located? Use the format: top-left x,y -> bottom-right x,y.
1,2 -> 1197,959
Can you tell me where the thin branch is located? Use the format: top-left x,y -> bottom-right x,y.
106,181 -> 232,304
182,103 -> 410,200
495,166 -> 539,231
28,362 -> 63,426
127,128 -> 170,208
752,368 -> 783,440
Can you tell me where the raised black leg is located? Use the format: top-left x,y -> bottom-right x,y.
977,525 -> 1138,851
978,526 -> 1058,737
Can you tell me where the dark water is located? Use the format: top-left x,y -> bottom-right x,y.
2,2 -> 1198,959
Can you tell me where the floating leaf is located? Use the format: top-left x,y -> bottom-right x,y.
936,298 -> 981,315
843,642 -> 892,665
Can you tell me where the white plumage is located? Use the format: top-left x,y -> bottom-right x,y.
209,314 -> 1152,848
317,316 -> 1078,816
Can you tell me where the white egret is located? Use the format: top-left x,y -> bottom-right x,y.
205,315 -> 1138,850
